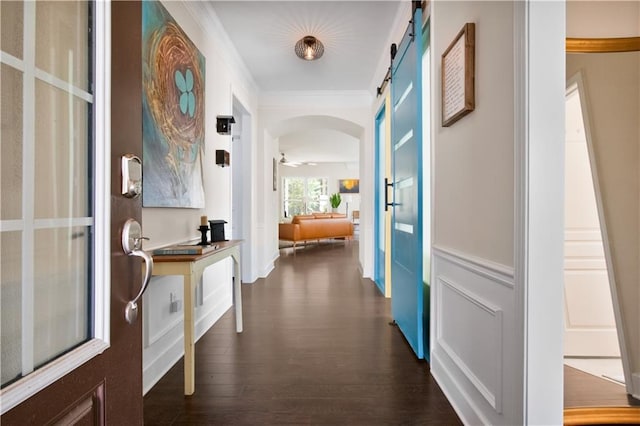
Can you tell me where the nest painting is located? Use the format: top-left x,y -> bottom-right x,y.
142,0 -> 206,208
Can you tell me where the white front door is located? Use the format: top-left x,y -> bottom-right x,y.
563,82 -> 620,357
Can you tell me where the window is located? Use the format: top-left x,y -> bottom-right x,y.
282,177 -> 328,217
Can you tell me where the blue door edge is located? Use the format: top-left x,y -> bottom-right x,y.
374,104 -> 386,296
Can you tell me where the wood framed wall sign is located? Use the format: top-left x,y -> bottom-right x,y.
441,22 -> 475,127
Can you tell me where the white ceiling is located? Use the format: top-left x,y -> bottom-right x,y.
207,1 -> 403,92
280,129 -> 359,163
206,1 -> 404,165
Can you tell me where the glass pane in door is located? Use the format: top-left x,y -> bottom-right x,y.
34,80 -> 90,219
1,232 -> 22,385
0,1 -> 24,59
0,1 -> 94,388
33,227 -> 90,368
35,1 -> 90,91
1,64 -> 23,220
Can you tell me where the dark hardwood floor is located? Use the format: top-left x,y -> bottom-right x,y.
143,239 -> 640,424
143,241 -> 461,425
564,365 -> 640,408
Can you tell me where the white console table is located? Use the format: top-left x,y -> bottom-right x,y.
150,240 -> 243,395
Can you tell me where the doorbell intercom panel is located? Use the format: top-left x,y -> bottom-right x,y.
121,154 -> 142,198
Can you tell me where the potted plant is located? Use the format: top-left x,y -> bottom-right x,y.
329,193 -> 341,212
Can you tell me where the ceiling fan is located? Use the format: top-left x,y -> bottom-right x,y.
279,152 -> 300,167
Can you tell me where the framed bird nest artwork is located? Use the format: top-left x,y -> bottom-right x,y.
142,0 -> 206,207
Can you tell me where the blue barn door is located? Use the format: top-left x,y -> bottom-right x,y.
390,6 -> 424,359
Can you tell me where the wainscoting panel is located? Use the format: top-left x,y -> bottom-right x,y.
431,246 -> 517,425
196,263 -> 233,340
143,275 -> 184,348
438,277 -> 503,412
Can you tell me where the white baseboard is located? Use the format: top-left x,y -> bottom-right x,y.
143,333 -> 184,395
260,260 -> 275,278
143,299 -> 232,395
632,373 -> 640,400
431,351 -> 486,426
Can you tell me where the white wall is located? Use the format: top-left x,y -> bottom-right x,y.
278,163 -> 361,218
429,3 -> 518,423
567,0 -> 640,37
429,1 -> 565,424
141,0 -> 259,394
566,0 -> 640,399
433,11 -> 514,266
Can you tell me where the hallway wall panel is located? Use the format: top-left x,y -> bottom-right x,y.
431,248 -> 515,424
431,2 -> 515,268
139,0 -> 259,394
432,1 -> 566,421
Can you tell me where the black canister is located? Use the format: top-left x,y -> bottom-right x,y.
208,220 -> 227,242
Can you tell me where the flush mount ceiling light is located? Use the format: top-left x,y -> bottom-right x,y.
295,35 -> 324,61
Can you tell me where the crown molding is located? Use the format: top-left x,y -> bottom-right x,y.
181,1 -> 259,94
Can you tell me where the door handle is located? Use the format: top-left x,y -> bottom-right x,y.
385,178 -> 396,211
122,219 -> 154,324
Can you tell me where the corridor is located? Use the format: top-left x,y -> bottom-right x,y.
143,241 -> 461,425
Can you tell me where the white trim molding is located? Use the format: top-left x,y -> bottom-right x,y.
0,340 -> 109,414
431,351 -> 488,426
633,374 -> 640,400
433,245 -> 514,288
517,1 -> 566,424
181,2 -> 258,95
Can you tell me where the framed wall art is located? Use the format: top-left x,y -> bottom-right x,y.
142,0 -> 206,207
339,179 -> 359,194
441,22 -> 475,127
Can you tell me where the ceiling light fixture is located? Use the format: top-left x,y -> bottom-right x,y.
295,35 -> 324,61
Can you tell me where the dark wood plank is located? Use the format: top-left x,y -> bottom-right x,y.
564,365 -> 640,408
144,241 -> 461,425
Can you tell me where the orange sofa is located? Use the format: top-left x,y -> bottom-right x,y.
279,213 -> 354,247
